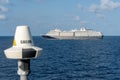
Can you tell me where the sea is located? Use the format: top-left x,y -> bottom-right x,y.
0,36 -> 120,80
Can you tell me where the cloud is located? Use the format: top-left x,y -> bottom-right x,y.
96,13 -> 105,19
0,14 -> 6,19
89,5 -> 100,12
78,0 -> 120,20
0,0 -> 9,20
100,0 -> 120,10
0,0 -> 9,4
74,16 -> 80,21
78,4 -> 85,11
63,15 -> 80,21
89,0 -> 120,12
0,5 -> 8,12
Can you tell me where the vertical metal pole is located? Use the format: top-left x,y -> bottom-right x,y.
17,60 -> 30,80
20,75 -> 28,80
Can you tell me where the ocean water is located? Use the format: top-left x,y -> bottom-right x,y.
0,36 -> 120,80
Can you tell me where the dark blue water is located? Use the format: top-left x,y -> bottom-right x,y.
0,36 -> 120,80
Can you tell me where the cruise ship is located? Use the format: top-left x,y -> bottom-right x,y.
42,27 -> 103,39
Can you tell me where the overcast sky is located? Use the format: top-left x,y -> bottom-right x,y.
0,0 -> 120,36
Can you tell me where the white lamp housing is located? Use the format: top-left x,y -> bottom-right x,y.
4,25 -> 42,59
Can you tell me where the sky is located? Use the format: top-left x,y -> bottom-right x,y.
0,0 -> 120,36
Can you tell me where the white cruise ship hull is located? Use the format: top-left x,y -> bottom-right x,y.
42,35 -> 103,39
